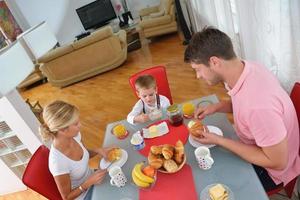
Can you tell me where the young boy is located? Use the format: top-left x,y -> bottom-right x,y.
127,75 -> 171,124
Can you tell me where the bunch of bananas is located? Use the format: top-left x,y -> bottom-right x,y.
132,162 -> 155,188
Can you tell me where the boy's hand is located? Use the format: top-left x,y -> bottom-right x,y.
135,113 -> 150,123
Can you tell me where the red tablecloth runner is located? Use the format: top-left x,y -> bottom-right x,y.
138,120 -> 189,157
139,164 -> 198,200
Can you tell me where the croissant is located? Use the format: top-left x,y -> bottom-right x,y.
148,153 -> 163,169
150,145 -> 163,155
174,140 -> 184,164
163,159 -> 178,173
189,121 -> 204,138
162,145 -> 174,159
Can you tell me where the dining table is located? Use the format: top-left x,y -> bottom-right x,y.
91,94 -> 269,200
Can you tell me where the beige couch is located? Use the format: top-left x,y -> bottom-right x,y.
38,26 -> 127,87
138,0 -> 177,38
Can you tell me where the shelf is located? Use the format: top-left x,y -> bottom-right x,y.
10,158 -> 30,168
0,131 -> 16,140
0,144 -> 27,157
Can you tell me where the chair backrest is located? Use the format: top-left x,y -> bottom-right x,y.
22,145 -> 62,200
290,82 -> 300,154
129,66 -> 173,104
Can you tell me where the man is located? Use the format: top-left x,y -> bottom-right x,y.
184,27 -> 300,192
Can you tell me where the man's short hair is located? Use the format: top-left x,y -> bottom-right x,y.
184,27 -> 236,66
135,75 -> 156,90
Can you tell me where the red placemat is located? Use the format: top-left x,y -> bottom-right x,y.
139,164 -> 198,200
139,120 -> 189,157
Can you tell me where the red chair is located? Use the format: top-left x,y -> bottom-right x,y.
267,82 -> 300,198
129,66 -> 173,104
22,145 -> 62,200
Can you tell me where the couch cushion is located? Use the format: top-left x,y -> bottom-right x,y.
159,0 -> 172,15
150,10 -> 165,18
140,15 -> 172,28
72,26 -> 113,50
38,44 -> 73,63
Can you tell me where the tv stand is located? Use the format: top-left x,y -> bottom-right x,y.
76,31 -> 90,40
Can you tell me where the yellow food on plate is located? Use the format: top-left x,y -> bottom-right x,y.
112,124 -> 127,137
209,184 -> 228,200
149,125 -> 159,137
107,148 -> 122,162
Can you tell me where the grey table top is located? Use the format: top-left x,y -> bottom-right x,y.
91,95 -> 269,200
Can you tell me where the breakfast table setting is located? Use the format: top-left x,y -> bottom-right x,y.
91,94 -> 269,200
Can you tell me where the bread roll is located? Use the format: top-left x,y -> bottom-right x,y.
162,145 -> 174,159
189,121 -> 204,138
163,159 -> 178,173
107,148 -> 122,162
150,145 -> 163,155
148,153 -> 163,169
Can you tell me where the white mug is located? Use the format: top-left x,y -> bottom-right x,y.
194,146 -> 214,170
109,166 -> 127,187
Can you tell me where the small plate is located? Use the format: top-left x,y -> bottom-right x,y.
143,121 -> 169,139
99,149 -> 128,170
200,183 -> 234,200
189,125 -> 223,148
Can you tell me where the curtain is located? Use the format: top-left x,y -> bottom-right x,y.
235,0 -> 300,91
188,0 -> 241,57
187,0 -> 300,92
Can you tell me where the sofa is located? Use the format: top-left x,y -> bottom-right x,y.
138,0 -> 177,38
38,26 -> 127,87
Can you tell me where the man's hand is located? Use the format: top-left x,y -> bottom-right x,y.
194,104 -> 219,120
192,126 -> 222,145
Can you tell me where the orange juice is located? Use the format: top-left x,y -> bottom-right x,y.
182,102 -> 195,117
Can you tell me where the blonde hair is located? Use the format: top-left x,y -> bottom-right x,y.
135,75 -> 156,91
39,100 -> 79,141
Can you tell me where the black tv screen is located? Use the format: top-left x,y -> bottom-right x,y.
76,0 -> 117,30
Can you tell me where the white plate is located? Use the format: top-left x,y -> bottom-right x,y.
188,125 -> 223,148
99,149 -> 128,170
200,183 -> 234,200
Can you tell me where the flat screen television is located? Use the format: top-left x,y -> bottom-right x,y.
76,0 -> 117,30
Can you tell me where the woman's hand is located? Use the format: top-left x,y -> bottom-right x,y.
192,126 -> 222,145
96,145 -> 119,160
194,104 -> 219,120
84,169 -> 107,187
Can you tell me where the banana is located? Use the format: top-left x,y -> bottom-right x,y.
133,163 -> 155,184
132,170 -> 150,188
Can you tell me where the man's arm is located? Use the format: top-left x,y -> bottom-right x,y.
217,136 -> 288,170
214,100 -> 233,113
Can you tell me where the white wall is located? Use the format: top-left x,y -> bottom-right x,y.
5,0 -> 160,45
126,0 -> 160,18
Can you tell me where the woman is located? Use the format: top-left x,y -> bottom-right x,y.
40,100 -> 114,200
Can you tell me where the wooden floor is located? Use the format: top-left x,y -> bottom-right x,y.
0,33 -> 296,200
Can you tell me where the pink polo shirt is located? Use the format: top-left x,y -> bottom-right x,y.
228,61 -> 300,185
